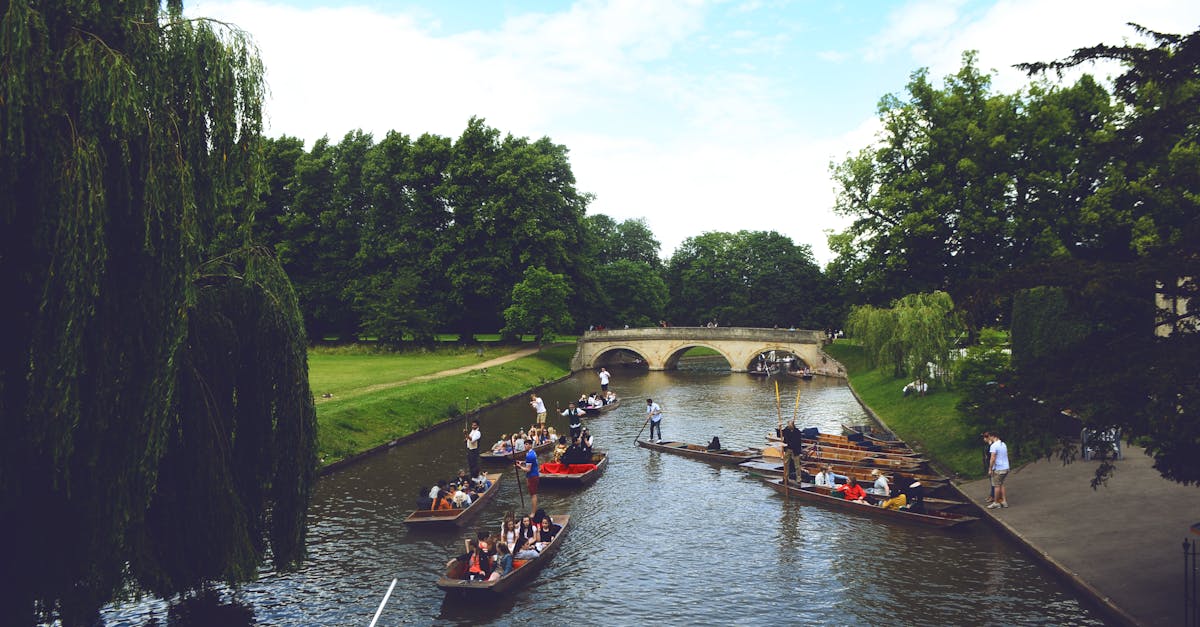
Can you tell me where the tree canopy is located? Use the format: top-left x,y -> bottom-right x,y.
0,2 -> 316,624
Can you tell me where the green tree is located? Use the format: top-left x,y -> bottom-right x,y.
845,292 -> 962,383
596,259 -> 668,327
502,266 -> 574,344
0,3 -> 316,625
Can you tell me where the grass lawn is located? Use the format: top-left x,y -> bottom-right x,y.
313,344 -> 575,466
825,341 -> 982,480
308,344 -> 522,399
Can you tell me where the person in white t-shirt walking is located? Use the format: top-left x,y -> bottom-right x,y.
986,432 -> 1010,509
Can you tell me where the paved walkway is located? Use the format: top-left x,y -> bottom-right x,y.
959,446 -> 1200,626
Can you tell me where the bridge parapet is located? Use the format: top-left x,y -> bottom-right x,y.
573,327 -> 827,372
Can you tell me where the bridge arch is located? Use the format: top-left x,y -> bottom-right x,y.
571,327 -> 832,374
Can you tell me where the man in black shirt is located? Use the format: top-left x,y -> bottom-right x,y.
780,419 -> 805,481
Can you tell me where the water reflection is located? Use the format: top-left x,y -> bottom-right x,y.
103,367 -> 1106,626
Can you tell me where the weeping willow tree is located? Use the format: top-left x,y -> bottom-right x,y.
845,292 -> 962,382
0,2 -> 317,625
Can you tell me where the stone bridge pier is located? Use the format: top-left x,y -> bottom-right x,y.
570,327 -> 829,373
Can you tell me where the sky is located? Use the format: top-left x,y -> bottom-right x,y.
189,0 -> 1200,264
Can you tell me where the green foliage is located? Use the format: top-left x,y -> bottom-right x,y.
0,3 -> 315,624
594,259 -> 668,327
502,266 -> 574,344
666,230 -> 830,328
1009,286 -> 1090,370
845,292 -> 962,382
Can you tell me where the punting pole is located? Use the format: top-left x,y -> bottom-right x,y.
368,578 -> 397,627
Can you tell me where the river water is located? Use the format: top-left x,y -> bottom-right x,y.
103,365 -> 1106,626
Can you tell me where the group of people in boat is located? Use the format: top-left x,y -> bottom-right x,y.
489,426 -> 557,456
417,469 -> 494,511
572,390 -> 617,410
811,465 -> 925,512
449,509 -> 563,582
550,429 -> 595,465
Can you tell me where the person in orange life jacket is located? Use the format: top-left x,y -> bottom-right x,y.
837,480 -> 868,503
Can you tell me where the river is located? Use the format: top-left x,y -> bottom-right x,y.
102,365 -> 1107,626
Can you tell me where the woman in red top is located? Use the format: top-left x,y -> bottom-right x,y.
837,481 -> 868,504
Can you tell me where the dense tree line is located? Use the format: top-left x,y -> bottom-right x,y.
258,126 -> 838,342
0,2 -> 316,625
833,27 -> 1200,485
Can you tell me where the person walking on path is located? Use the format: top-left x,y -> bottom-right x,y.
986,432 -> 1010,509
646,398 -> 664,443
516,447 -> 540,517
465,419 -> 482,478
530,393 -> 547,425
598,367 -> 611,392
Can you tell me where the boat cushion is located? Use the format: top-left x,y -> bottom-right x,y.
541,462 -> 597,474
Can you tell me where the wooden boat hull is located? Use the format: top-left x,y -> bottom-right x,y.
637,439 -> 761,465
538,452 -> 608,486
404,473 -> 503,528
763,479 -> 977,528
480,440 -> 554,464
437,515 -> 570,594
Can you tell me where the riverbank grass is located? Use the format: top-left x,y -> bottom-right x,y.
313,344 -> 574,466
825,341 -> 981,480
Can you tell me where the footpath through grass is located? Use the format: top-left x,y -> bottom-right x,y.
825,341 -> 982,480
312,344 -> 575,467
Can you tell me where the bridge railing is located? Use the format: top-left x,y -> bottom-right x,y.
580,326 -> 824,344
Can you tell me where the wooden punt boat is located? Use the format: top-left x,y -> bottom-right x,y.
479,439 -> 554,464
538,452 -> 608,486
437,514 -> 570,594
762,478 -> 978,528
843,424 -> 906,447
797,446 -> 926,471
404,473 -> 503,528
738,460 -> 950,493
802,441 -> 926,461
582,397 -> 620,415
768,431 -> 918,456
637,439 -> 762,465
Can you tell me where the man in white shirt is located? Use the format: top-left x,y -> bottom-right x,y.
986,432 -> 1010,509
530,393 -> 547,425
465,419 -> 481,477
646,398 -> 663,443
598,367 -> 611,391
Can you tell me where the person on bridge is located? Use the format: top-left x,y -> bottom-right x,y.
646,398 -> 664,443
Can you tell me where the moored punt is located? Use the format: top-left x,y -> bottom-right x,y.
538,452 -> 608,486
762,478 -> 979,528
797,446 -> 926,471
800,441 -> 926,461
738,459 -> 949,493
404,473 -> 503,528
768,430 -> 917,455
480,439 -> 554,465
437,514 -> 570,595
843,424 -> 906,447
637,439 -> 762,465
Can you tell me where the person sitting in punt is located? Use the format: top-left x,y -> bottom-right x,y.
836,480 -> 868,503
870,469 -> 890,497
452,468 -> 469,488
499,513 -> 518,548
462,539 -> 492,582
562,437 -> 590,465
488,542 -> 513,581
706,436 -> 722,451
580,428 -> 594,452
491,434 -> 513,455
550,436 -> 569,463
431,481 -> 454,510
472,470 -> 492,492
416,486 -> 432,510
512,431 -> 527,452
896,478 -> 925,513
605,391 -> 617,405
451,484 -> 473,508
535,516 -> 561,552
513,515 -> 539,559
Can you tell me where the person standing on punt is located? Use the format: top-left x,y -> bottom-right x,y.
986,432 -> 1010,509
465,419 -> 482,478
599,367 -> 611,392
516,446 -> 540,517
646,398 -> 664,443
530,393 -> 547,426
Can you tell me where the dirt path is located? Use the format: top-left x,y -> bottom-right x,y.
316,346 -> 547,404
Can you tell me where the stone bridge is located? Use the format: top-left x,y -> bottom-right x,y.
570,327 -> 831,373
